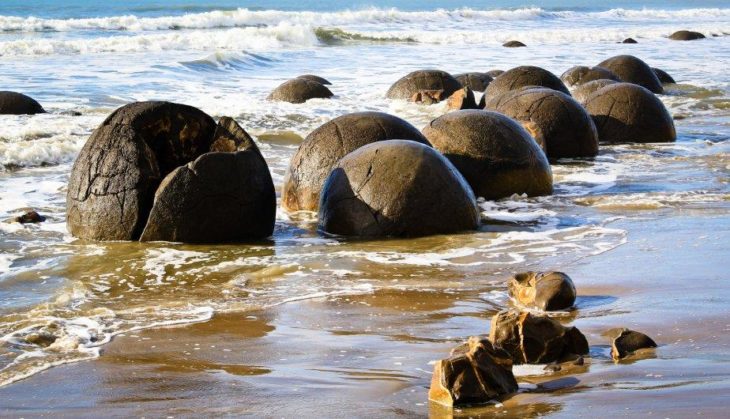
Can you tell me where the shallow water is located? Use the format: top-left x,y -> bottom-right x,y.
1,1 -> 729,416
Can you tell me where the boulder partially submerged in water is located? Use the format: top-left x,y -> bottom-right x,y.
584,83 -> 676,143
386,70 -> 462,103
481,66 -> 570,107
560,66 -> 620,87
610,329 -> 657,360
422,110 -> 553,200
572,79 -> 619,105
0,91 -> 45,115
454,72 -> 493,92
622,38 -> 638,44
296,74 -> 332,85
13,209 -> 46,224
489,310 -> 589,364
508,271 -> 577,311
318,140 -> 480,237
668,30 -> 705,41
483,87 -> 599,158
503,40 -> 526,48
282,112 -> 430,212
446,87 -> 479,110
653,68 -> 676,84
267,78 -> 333,103
596,55 -> 663,94
486,69 -> 504,78
429,336 -> 518,407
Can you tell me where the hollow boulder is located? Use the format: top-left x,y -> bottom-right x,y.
596,55 -> 663,94
386,70 -> 462,102
422,110 -> 553,200
282,112 -> 430,212
267,78 -> 333,103
560,66 -> 620,87
0,91 -> 45,115
508,271 -> 577,311
318,140 -> 480,237
584,83 -> 676,143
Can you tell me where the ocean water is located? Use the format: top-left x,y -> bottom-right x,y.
0,0 -> 729,411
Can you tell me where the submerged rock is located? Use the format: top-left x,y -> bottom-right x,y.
503,40 -> 526,48
386,70 -> 462,103
489,310 -> 589,364
572,79 -> 619,105
653,67 -> 677,84
318,140 -> 480,237
560,66 -> 620,87
15,210 -> 46,224
668,30 -> 706,41
454,72 -> 493,92
483,87 -> 599,158
0,91 -> 45,115
429,336 -> 518,407
282,112 -> 430,212
584,83 -> 676,143
296,74 -> 332,85
508,271 -> 577,311
422,110 -> 553,200
622,38 -> 638,44
611,329 -> 657,360
482,66 -> 570,105
597,55 -> 663,94
67,101 -> 217,241
267,78 -> 333,103
447,87 -> 479,110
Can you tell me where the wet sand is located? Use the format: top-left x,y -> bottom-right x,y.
1,212 -> 728,417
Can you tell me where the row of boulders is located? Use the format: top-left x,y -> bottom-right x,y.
429,271 -> 657,407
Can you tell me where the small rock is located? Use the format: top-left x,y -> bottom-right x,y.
15,210 -> 46,224
429,336 -> 518,407
508,271 -> 577,311
59,110 -> 83,116
622,38 -> 638,44
668,30 -> 706,41
24,331 -> 57,347
503,40 -> 526,48
611,329 -> 657,360
447,87 -> 478,110
489,310 -> 589,364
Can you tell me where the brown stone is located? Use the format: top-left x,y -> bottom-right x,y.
296,74 -> 332,85
386,70 -> 461,102
560,66 -> 620,87
422,110 -> 553,200
597,55 -> 663,94
429,336 -> 518,407
668,30 -> 706,41
210,116 -> 258,152
611,329 -> 657,360
508,271 -> 577,311
411,90 -> 445,105
454,72 -> 493,92
503,40 -> 526,48
282,112 -> 430,213
15,210 -> 46,224
584,83 -> 676,143
572,79 -> 619,105
447,87 -> 479,110
318,140 -> 479,237
0,91 -> 45,115
653,67 -> 676,84
483,87 -> 598,158
489,310 -> 589,364
482,66 -> 570,106
267,78 -> 333,103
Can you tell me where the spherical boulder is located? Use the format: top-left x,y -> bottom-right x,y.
610,329 -> 657,360
560,66 -> 620,87
296,74 -> 331,85
653,67 -> 676,84
0,91 -> 45,115
483,87 -> 598,158
596,55 -> 663,94
508,271 -> 577,311
572,79 -> 619,105
67,101 -> 217,241
139,149 -> 276,243
454,72 -> 493,92
668,30 -> 705,41
422,110 -> 553,200
486,69 -> 504,78
503,40 -> 526,48
482,66 -> 570,104
584,83 -> 676,143
318,140 -> 480,237
386,70 -> 462,103
267,78 -> 333,103
282,112 -> 430,212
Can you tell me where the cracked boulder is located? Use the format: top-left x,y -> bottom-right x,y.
596,55 -> 663,94
584,83 -> 676,143
611,329 -> 657,360
318,140 -> 479,237
0,91 -> 45,115
139,147 -> 275,243
67,101 -> 217,241
489,310 -> 589,364
386,70 -> 462,103
267,78 -> 333,103
483,87 -> 598,159
282,112 -> 430,213
668,30 -> 705,41
508,271 -> 577,311
653,68 -> 676,84
481,66 -> 570,106
572,79 -> 619,105
422,110 -> 553,200
560,66 -> 620,87
429,336 -> 518,407
454,72 -> 493,92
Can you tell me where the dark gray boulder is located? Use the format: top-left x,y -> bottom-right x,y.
597,55 -> 663,94
611,329 -> 657,360
503,40 -> 526,48
0,91 -> 45,115
653,68 -> 676,84
267,78 -> 333,103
